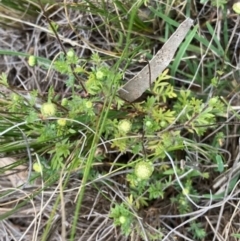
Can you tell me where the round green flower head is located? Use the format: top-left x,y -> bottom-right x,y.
119,216 -> 127,224
33,162 -> 43,173
61,98 -> 68,106
41,102 -> 56,117
28,55 -> 37,67
182,188 -> 190,195
134,160 -> 154,180
67,49 -> 75,58
233,2 -> 240,14
11,93 -> 20,102
96,70 -> 104,80
85,100 -> 93,109
57,118 -> 67,127
145,120 -> 152,127
118,119 -> 132,134
160,120 -> 167,128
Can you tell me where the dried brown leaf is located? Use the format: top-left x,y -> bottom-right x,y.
118,18 -> 193,102
0,157 -> 28,187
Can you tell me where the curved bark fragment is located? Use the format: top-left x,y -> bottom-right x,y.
118,18 -> 193,102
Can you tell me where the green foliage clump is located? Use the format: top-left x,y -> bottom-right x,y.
109,203 -> 134,236
0,38 -> 228,241
187,222 -> 206,240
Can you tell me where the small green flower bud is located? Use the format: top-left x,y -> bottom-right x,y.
41,102 -> 56,117
33,162 -> 43,173
160,120 -> 167,127
180,198 -> 187,206
11,93 -> 20,102
145,120 -> 152,127
119,216 -> 127,224
96,70 -> 104,80
28,55 -> 37,67
61,98 -> 68,106
233,2 -> 240,14
85,101 -> 93,109
134,160 -> 154,180
67,49 -> 75,58
182,188 -> 189,195
209,97 -> 218,106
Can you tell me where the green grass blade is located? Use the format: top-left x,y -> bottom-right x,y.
69,7 -> 139,241
0,49 -> 51,68
149,6 -> 178,27
193,35 -> 220,58
205,22 -> 225,57
171,24 -> 198,77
